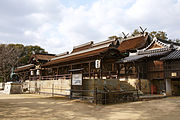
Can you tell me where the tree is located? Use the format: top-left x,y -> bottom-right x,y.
131,29 -> 168,40
132,29 -> 141,36
0,44 -> 47,82
175,39 -> 180,43
169,38 -> 180,43
18,45 -> 47,66
0,44 -> 23,82
149,31 -> 168,40
108,35 -> 122,40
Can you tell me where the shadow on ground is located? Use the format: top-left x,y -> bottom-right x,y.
0,94 -> 180,120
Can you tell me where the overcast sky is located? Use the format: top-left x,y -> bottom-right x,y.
0,0 -> 180,54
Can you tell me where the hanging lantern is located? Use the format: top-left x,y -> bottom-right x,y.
36,69 -> 40,75
30,70 -> 34,76
95,60 -> 101,68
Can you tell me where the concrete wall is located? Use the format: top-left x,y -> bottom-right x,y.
0,82 -> 5,90
26,78 -> 71,96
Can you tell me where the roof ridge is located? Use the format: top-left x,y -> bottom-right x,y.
51,43 -> 110,61
137,47 -> 171,55
73,41 -> 93,49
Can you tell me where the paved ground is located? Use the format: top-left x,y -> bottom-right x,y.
0,93 -> 180,120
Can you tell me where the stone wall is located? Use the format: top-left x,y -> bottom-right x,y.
127,78 -> 150,94
4,82 -> 23,94
26,78 -> 71,96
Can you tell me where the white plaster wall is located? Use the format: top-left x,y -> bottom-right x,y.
0,82 -> 5,90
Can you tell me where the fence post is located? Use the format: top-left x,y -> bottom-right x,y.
137,89 -> 139,99
39,83 -> 41,94
105,92 -> 107,105
52,83 -> 54,97
29,82 -> 30,94
95,88 -> 97,105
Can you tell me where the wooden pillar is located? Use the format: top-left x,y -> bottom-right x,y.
56,67 -> 59,75
23,72 -> 26,81
137,64 -> 141,91
117,64 -> 120,79
112,63 -> 114,71
89,62 -> 91,79
100,59 -> 102,79
125,63 -> 128,81
165,78 -> 172,96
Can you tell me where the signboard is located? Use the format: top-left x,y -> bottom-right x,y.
72,74 -> 82,85
95,60 -> 101,68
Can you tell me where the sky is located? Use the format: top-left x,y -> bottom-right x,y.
0,0 -> 180,54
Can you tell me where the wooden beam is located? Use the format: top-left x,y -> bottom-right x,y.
48,60 -> 95,69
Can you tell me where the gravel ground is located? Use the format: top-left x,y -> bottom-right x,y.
0,93 -> 180,120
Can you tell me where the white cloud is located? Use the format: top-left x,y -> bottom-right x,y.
0,0 -> 180,54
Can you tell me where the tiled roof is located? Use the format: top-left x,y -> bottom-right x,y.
146,51 -> 170,57
43,34 -> 149,66
43,43 -> 110,66
71,41 -> 94,53
143,38 -> 180,51
118,34 -> 148,52
118,50 -> 170,63
117,54 -> 146,63
137,48 -> 171,55
160,50 -> 180,60
30,54 -> 55,62
35,54 -> 55,61
15,64 -> 34,72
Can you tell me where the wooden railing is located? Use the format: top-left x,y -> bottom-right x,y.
83,71 -> 119,80
29,74 -> 71,81
29,71 -> 121,81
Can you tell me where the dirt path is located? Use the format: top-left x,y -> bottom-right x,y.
0,94 -> 180,120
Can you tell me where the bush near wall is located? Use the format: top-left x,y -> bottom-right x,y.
0,76 -> 3,82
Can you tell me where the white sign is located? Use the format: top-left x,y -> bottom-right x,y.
72,74 -> 82,85
95,60 -> 101,68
